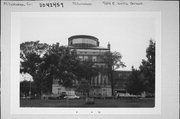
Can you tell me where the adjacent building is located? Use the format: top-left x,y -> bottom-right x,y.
113,71 -> 132,94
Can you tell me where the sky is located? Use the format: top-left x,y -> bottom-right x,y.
20,13 -> 156,71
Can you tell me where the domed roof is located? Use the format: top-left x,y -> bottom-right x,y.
68,35 -> 99,48
68,35 -> 99,42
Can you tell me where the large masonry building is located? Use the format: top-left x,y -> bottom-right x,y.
52,35 -> 112,97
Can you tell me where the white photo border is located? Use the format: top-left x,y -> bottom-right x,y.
10,12 -> 161,115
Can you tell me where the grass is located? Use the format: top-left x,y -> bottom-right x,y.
20,98 -> 155,107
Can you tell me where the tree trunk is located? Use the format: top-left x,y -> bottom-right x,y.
87,91 -> 90,98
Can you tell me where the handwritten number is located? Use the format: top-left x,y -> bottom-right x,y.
39,2 -> 64,8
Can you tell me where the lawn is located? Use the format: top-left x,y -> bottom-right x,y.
20,98 -> 155,107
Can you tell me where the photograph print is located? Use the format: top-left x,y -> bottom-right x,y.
19,12 -> 158,108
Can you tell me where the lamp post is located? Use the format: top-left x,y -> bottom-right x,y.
29,81 -> 31,99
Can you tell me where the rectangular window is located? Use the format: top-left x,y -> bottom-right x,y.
84,56 -> 88,61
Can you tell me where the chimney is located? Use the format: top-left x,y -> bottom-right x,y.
107,42 -> 111,50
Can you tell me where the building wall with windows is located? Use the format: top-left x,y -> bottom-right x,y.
52,35 -> 112,97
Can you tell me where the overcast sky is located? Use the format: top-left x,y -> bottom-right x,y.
20,13 -> 156,71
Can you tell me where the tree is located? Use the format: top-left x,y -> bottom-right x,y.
103,51 -> 126,96
76,79 -> 91,96
43,43 -> 80,88
125,39 -> 155,95
20,41 -> 83,96
20,41 -> 50,75
20,41 -> 50,95
76,61 -> 99,97
126,67 -> 146,95
20,41 -> 49,61
139,40 -> 155,93
20,81 -> 31,97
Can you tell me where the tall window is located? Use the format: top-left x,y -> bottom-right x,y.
84,56 -> 88,61
92,56 -> 97,62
